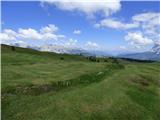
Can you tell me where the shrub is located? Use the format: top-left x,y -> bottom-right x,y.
88,56 -> 97,62
60,57 -> 64,60
104,59 -> 108,62
11,46 -> 15,51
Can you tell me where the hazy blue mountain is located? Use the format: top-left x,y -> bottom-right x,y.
119,43 -> 160,61
151,42 -> 160,54
119,52 -> 160,61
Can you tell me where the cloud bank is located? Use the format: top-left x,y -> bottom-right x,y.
0,24 -> 100,51
0,24 -> 65,42
95,12 -> 160,49
125,32 -> 153,48
41,0 -> 121,17
41,1 -> 159,50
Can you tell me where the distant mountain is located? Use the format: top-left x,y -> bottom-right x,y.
12,43 -> 110,57
9,42 -> 160,60
37,44 -> 111,57
82,50 -> 111,57
32,44 -> 87,55
119,52 -> 160,61
119,43 -> 160,61
151,42 -> 160,55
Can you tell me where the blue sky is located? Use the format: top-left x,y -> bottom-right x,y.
1,1 -> 160,54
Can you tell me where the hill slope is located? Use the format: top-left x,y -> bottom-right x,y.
1,44 -> 160,120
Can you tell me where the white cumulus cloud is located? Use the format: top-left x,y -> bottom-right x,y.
40,24 -> 58,33
18,28 -> 42,40
125,32 -> 153,48
65,38 -> 77,46
132,12 -> 160,38
73,30 -> 81,35
0,24 -> 65,42
41,0 -> 121,17
132,12 -> 160,23
95,12 -> 160,50
95,12 -> 160,31
85,41 -> 99,50
95,18 -> 139,30
0,29 -> 17,41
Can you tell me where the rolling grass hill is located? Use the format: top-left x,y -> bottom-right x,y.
1,44 -> 160,120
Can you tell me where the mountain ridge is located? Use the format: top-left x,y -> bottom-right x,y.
118,43 -> 160,61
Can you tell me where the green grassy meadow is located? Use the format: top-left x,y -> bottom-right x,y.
1,45 -> 160,120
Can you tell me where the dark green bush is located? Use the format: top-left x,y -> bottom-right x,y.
60,57 -> 64,60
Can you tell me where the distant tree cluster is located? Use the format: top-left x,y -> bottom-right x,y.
87,56 -> 100,62
119,57 -> 154,63
11,46 -> 15,51
109,57 -> 119,64
86,56 -> 121,63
